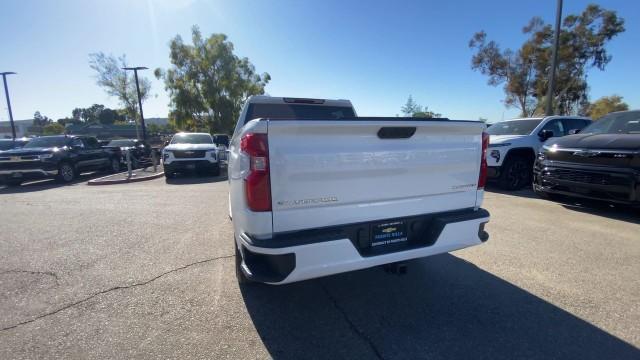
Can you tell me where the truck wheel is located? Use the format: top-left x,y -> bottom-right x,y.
235,243 -> 252,285
108,157 -> 121,173
498,156 -> 531,190
57,162 -> 76,183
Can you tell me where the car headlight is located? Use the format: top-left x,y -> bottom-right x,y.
162,151 -> 171,160
39,153 -> 54,160
488,143 -> 511,148
208,150 -> 217,160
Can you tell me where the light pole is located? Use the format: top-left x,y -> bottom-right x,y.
545,0 -> 563,116
123,66 -> 148,141
1,72 -> 17,140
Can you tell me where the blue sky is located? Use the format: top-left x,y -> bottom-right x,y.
0,0 -> 637,123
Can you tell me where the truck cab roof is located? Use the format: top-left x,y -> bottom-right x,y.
246,95 -> 353,108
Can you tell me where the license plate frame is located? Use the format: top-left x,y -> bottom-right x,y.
370,220 -> 408,248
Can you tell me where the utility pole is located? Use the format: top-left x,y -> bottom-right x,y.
123,66 -> 148,141
1,72 -> 17,140
545,0 -> 563,116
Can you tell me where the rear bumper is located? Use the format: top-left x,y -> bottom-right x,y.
237,208 -> 490,284
533,161 -> 640,205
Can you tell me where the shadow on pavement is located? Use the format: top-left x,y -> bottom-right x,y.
484,184 -> 539,199
559,199 -> 640,225
164,173 -> 228,185
241,254 -> 638,360
485,185 -> 639,224
0,172 -> 104,194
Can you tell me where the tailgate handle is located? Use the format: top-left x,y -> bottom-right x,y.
377,127 -> 416,139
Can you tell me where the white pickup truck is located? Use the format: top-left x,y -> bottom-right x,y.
229,96 -> 490,284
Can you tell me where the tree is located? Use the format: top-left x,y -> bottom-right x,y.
69,104 -> 122,124
42,122 -> 65,135
401,95 -> 422,116
72,108 -> 85,122
89,52 -> 151,121
400,96 -> 441,118
33,111 -> 52,127
469,4 -> 625,116
586,95 -> 629,120
155,26 -> 270,134
98,108 -> 121,125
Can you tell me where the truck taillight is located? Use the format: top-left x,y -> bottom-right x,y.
478,131 -> 489,189
241,133 -> 271,211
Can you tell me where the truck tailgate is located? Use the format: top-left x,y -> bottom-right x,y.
268,119 -> 485,233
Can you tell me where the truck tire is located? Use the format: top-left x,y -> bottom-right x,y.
498,156 -> 532,190
235,243 -> 252,285
57,162 -> 76,183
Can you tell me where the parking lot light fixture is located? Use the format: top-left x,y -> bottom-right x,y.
1,71 -> 17,140
122,66 -> 148,141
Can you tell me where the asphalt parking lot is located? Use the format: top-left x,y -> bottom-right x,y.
0,175 -> 638,359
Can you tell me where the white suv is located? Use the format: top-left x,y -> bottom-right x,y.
487,116 -> 591,190
162,132 -> 220,179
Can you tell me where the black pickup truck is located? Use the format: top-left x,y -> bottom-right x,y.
0,135 -> 121,186
534,110 -> 640,206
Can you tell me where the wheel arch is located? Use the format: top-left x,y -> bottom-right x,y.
503,147 -> 536,165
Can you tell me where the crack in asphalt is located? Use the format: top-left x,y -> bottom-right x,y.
0,269 -> 59,286
319,282 -> 384,360
0,255 -> 234,332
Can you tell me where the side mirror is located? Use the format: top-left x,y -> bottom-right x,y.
568,129 -> 581,135
539,129 -> 555,141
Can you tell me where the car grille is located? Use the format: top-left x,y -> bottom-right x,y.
0,162 -> 46,170
173,150 -> 206,158
545,169 -> 629,186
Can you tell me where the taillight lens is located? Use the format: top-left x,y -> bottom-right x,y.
240,133 -> 271,211
478,131 -> 489,189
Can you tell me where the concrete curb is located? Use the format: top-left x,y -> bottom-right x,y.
87,171 -> 165,185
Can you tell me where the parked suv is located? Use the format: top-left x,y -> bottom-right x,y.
162,132 -> 220,178
0,135 -> 121,186
487,116 -> 591,190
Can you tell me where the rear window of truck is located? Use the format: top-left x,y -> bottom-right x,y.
244,104 -> 355,124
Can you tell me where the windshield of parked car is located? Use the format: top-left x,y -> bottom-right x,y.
23,137 -> 69,148
580,111 -> 640,135
245,104 -> 355,124
486,119 -> 543,136
107,139 -> 136,147
171,134 -> 214,144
